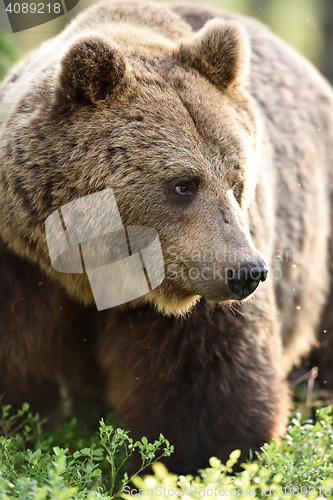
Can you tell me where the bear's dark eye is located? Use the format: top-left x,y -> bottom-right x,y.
176,185 -> 189,194
174,180 -> 197,196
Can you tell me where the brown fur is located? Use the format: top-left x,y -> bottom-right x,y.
0,0 -> 333,473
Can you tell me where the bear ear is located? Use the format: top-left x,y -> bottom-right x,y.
174,18 -> 250,89
58,36 -> 129,103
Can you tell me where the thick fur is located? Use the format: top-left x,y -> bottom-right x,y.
0,0 -> 333,474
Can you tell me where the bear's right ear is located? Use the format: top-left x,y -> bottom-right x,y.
58,36 -> 129,103
174,18 -> 250,90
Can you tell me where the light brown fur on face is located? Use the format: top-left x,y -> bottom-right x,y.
1,0 -> 333,474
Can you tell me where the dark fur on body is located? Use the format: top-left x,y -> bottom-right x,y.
1,1 -> 333,473
0,233 -> 286,472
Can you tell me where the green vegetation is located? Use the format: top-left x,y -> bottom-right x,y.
0,397 -> 333,499
0,399 -> 173,499
0,31 -> 17,81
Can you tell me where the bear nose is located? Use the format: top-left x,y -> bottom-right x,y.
227,260 -> 268,300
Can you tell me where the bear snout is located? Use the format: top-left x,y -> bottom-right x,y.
227,260 -> 268,300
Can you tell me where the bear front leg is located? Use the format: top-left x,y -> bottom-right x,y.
0,237 -> 76,421
97,293 -> 289,474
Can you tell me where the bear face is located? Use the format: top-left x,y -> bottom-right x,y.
0,6 -> 266,315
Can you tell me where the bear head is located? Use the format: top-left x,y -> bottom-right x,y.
0,1 -> 267,315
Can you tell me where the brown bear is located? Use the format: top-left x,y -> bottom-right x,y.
0,0 -> 333,474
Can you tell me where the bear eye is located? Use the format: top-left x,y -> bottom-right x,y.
176,185 -> 189,194
174,180 -> 197,196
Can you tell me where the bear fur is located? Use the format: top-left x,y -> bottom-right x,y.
1,0 -> 333,473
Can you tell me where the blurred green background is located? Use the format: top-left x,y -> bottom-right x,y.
0,0 -> 333,84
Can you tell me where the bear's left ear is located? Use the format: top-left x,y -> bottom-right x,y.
174,19 -> 250,89
58,36 -> 129,103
